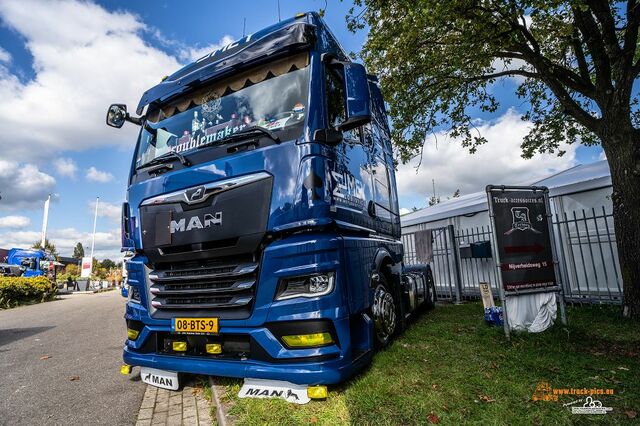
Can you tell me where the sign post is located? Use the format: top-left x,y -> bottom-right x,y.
486,185 -> 567,338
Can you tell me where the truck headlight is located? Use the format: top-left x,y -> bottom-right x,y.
275,272 -> 335,301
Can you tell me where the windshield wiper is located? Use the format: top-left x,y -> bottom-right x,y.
234,126 -> 280,143
137,150 -> 191,170
195,125 -> 280,151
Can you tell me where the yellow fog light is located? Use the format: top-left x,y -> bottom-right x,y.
281,332 -> 333,348
127,329 -> 139,340
172,341 -> 187,352
120,364 -> 132,375
206,343 -> 222,354
307,385 -> 328,399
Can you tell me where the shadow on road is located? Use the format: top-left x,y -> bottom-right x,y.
0,326 -> 55,348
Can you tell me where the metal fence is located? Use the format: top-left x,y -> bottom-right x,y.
401,206 -> 623,305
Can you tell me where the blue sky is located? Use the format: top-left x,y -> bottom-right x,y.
0,0 -> 604,258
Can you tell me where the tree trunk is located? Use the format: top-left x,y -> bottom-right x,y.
602,127 -> 640,318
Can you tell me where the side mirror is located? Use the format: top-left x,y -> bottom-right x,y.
106,104 -> 127,128
313,128 -> 343,145
339,62 -> 371,131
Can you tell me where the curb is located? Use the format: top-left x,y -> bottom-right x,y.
208,376 -> 228,426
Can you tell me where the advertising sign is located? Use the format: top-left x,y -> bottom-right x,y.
487,187 -> 557,292
80,256 -> 92,278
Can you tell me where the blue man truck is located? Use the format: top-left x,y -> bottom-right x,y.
6,248 -> 55,277
108,12 -> 435,390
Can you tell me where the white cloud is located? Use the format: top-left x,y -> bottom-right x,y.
0,0 -> 182,162
89,199 -> 121,223
0,215 -> 30,228
53,157 -> 77,178
396,109 -> 578,209
0,226 -> 122,260
0,46 -> 11,63
178,35 -> 235,63
399,208 -> 412,216
86,166 -> 114,183
0,160 -> 56,211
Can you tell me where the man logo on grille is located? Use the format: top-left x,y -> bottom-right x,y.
185,186 -> 206,203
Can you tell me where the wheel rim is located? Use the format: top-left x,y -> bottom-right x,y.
372,284 -> 396,342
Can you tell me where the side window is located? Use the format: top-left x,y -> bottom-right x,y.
326,67 -> 346,129
326,66 -> 359,143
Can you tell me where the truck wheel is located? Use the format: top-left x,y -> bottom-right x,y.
425,269 -> 436,310
372,274 -> 398,348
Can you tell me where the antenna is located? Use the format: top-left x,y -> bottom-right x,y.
242,17 -> 246,37
277,0 -> 281,22
432,179 -> 436,199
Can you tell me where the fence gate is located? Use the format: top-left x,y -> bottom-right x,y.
401,205 -> 623,305
401,225 -> 462,301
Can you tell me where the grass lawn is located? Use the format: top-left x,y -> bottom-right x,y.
216,302 -> 639,425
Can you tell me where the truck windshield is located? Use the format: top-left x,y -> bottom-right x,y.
136,53 -> 310,169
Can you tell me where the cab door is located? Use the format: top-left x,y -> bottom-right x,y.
325,63 -> 376,232
365,81 -> 399,238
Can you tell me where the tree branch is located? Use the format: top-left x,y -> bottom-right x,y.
585,0 -> 623,57
624,0 -> 640,76
572,26 -> 591,81
467,69 -> 540,81
572,6 -> 614,93
542,75 -> 601,133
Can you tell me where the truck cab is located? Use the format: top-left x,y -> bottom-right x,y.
6,248 -> 53,278
111,12 -> 434,386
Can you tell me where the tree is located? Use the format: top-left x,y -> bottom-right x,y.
64,264 -> 79,277
347,0 -> 640,318
73,242 -> 85,259
100,259 -> 116,270
32,239 -> 58,257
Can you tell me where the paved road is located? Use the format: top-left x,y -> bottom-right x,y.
0,291 -> 146,425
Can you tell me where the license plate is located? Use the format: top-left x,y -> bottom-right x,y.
172,317 -> 219,334
140,367 -> 179,390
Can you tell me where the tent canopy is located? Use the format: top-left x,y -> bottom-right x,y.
401,160 -> 611,228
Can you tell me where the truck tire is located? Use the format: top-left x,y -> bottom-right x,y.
425,269 -> 436,310
372,273 -> 399,348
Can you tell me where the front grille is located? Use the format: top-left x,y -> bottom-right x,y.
149,260 -> 258,319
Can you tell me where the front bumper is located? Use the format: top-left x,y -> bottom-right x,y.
123,342 -> 369,385
123,232 -> 372,385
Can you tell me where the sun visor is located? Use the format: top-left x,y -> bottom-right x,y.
136,21 -> 316,115
146,52 -> 309,122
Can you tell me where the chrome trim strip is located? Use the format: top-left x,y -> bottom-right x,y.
140,171 -> 272,206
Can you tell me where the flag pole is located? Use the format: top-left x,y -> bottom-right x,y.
41,194 -> 51,249
90,197 -> 99,261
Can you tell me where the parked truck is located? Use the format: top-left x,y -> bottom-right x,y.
108,12 -> 435,389
6,248 -> 55,278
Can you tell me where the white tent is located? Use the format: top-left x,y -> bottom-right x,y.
401,160 -> 612,231
400,160 -> 621,304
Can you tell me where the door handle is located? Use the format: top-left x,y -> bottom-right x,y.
367,200 -> 377,217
